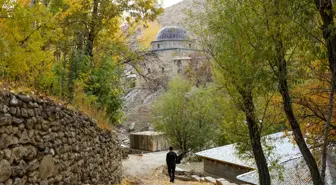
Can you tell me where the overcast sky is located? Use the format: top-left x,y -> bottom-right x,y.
163,0 -> 184,8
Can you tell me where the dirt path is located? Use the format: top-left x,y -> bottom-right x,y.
122,151 -> 211,185
122,151 -> 167,176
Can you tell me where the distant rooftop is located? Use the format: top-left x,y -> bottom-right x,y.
196,132 -> 336,185
237,154 -> 336,185
130,131 -> 164,136
155,26 -> 189,41
196,132 -> 301,169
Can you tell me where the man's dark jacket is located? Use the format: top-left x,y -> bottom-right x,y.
166,151 -> 177,166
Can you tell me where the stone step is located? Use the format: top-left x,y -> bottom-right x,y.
191,175 -> 201,182
216,178 -> 237,185
205,176 -> 217,184
174,175 -> 191,181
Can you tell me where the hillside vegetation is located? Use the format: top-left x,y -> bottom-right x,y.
0,0 -> 163,128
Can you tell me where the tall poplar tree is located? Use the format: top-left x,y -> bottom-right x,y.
195,1 -> 274,184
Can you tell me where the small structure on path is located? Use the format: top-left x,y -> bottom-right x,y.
196,132 -> 336,184
130,131 -> 169,152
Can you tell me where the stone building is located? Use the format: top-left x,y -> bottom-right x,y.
136,26 -> 197,87
129,131 -> 169,152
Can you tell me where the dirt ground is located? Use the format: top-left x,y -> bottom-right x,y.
122,151 -> 211,185
120,175 -> 212,185
122,151 -> 167,176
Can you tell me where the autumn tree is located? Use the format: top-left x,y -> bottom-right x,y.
313,0 -> 336,182
137,21 -> 162,49
0,0 -> 59,87
0,0 -> 163,125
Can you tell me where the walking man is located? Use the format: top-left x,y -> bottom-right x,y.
166,146 -> 177,183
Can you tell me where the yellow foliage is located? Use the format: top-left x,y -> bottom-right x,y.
16,0 -> 30,6
290,63 -> 336,143
0,1 -> 58,87
0,0 -> 163,130
138,21 -> 161,48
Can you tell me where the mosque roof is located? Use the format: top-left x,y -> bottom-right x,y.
155,26 -> 189,41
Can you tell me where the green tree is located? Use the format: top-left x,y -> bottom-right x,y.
251,1 -> 323,184
85,56 -> 123,123
152,76 -> 223,153
194,0 -> 284,183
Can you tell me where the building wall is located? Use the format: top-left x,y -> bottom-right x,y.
156,49 -> 195,77
0,91 -> 121,185
130,134 -> 169,152
151,40 -> 193,50
136,48 -> 196,87
203,158 -> 251,184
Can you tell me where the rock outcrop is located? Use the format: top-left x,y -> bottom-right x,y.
158,0 -> 206,31
0,91 -> 121,185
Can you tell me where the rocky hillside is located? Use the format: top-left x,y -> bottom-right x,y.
157,0 -> 206,29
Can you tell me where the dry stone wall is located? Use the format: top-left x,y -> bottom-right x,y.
0,91 -> 122,185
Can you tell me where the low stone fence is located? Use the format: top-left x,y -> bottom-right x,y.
0,91 -> 121,185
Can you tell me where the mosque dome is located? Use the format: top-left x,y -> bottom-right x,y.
155,26 -> 189,41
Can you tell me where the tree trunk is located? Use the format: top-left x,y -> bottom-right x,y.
275,40 -> 323,185
85,0 -> 99,66
321,73 -> 335,184
314,1 -> 336,183
241,91 -> 271,185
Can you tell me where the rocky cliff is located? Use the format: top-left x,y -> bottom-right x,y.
158,0 -> 206,29
0,91 -> 121,185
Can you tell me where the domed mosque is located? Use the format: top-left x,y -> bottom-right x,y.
152,26 -> 189,45
136,26 -> 197,87
151,26 -> 193,50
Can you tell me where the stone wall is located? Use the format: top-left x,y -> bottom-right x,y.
0,91 -> 122,185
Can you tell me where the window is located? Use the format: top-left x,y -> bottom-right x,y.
158,44 -> 160,49
177,60 -> 182,73
162,67 -> 164,73
189,43 -> 191,48
147,68 -> 151,74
